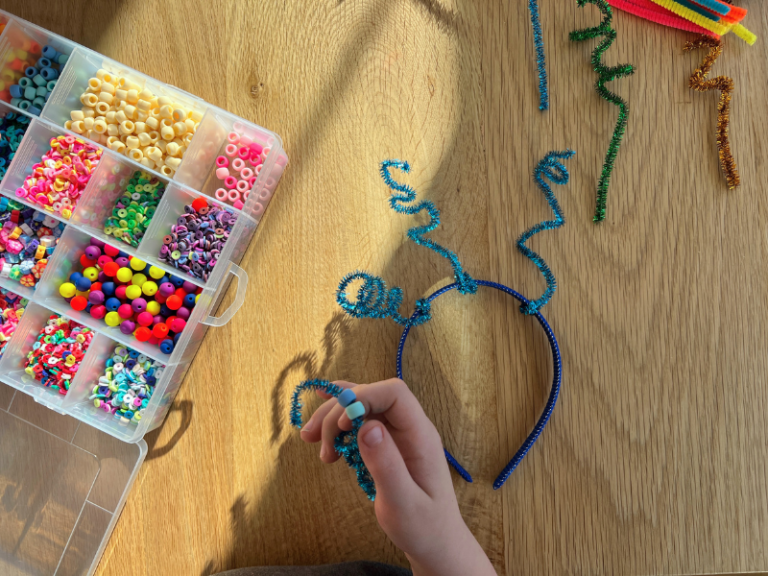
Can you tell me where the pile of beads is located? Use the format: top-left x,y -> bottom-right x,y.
0,112 -> 30,179
16,135 -> 102,219
157,197 -> 235,281
90,344 -> 164,424
0,197 -> 64,288
213,130 -> 267,209
24,314 -> 94,395
103,170 -> 167,248
65,69 -> 202,176
0,288 -> 26,358
8,44 -> 66,116
58,238 -> 201,354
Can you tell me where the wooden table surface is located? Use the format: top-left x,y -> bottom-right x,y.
4,0 -> 767,574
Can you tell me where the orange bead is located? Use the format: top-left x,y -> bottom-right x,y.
152,323 -> 169,339
166,295 -> 182,311
103,261 -> 119,277
134,326 -> 152,342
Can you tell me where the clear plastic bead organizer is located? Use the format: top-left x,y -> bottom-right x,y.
0,9 -> 287,576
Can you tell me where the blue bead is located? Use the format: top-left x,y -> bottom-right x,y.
105,297 -> 121,312
75,277 -> 91,291
42,45 -> 59,60
38,58 -> 52,69
69,271 -> 84,283
159,339 -> 174,354
337,388 -> 357,408
173,332 -> 182,344
102,281 -> 116,296
169,275 -> 184,288
24,66 -> 36,78
27,106 -> 41,117
9,85 -> 21,98
41,67 -> 59,81
183,294 -> 196,308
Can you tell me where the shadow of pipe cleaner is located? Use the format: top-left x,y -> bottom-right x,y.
528,0 -> 549,111
517,150 -> 575,315
570,0 -> 635,223
290,379 -> 376,500
684,35 -> 740,189
336,160 -> 476,329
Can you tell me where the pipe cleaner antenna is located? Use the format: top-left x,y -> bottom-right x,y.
570,0 -> 635,223
684,35 -> 739,189
528,0 -> 549,110
291,379 -> 376,500
337,160 -> 477,329
517,150 -> 575,315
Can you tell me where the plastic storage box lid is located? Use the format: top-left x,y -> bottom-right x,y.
0,382 -> 146,576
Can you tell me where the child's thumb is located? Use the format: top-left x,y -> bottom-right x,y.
358,421 -> 417,499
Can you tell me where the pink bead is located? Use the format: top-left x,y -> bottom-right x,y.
227,132 -> 240,144
15,187 -> 27,198
239,135 -> 252,146
240,167 -> 253,179
225,144 -> 238,157
236,179 -> 249,193
250,143 -> 263,155
215,167 -> 230,180
224,176 -> 238,189
237,146 -> 250,160
232,158 -> 245,172
248,176 -> 257,187
228,189 -> 241,202
233,200 -> 244,210
254,164 -> 262,175
215,188 -> 228,201
243,190 -> 250,201
215,156 -> 229,168
253,202 -> 264,216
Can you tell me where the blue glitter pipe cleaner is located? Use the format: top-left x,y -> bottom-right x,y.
517,150 -> 575,315
292,156 -> 569,496
528,0 -> 550,110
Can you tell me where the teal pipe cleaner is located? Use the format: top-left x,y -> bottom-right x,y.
517,150 -> 575,315
336,160 -> 476,329
291,379 -> 376,500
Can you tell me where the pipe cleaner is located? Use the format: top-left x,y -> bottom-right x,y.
608,0 -> 718,37
647,0 -> 756,44
684,35 -> 739,189
517,150 -> 575,315
292,154 -> 572,497
527,0 -> 549,111
571,0 -> 635,223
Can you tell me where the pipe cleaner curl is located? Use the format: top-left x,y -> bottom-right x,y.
290,379 -> 376,500
684,35 -> 739,189
517,150 -> 575,315
570,0 -> 635,223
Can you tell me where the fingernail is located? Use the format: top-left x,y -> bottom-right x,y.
301,420 -> 314,433
319,444 -> 327,460
362,425 -> 383,447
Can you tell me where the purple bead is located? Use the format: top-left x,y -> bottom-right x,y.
97,271 -> 109,283
115,256 -> 130,268
88,290 -> 105,305
158,282 -> 175,297
90,238 -> 105,248
120,320 -> 136,335
84,245 -> 101,260
182,281 -> 196,293
176,306 -> 190,320
153,314 -> 165,324
131,297 -> 147,313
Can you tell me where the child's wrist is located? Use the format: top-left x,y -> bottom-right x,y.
406,523 -> 495,576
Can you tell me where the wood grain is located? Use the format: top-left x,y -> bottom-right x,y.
2,0 -> 767,574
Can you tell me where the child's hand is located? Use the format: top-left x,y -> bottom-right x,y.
300,379 -> 496,576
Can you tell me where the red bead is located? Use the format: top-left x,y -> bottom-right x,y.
166,295 -> 182,311
115,285 -> 127,300
103,244 -> 120,257
169,318 -> 186,333
97,255 -> 113,268
90,305 -> 106,320
134,326 -> 151,342
154,293 -> 167,305
91,282 -> 102,292
174,288 -> 186,300
117,304 -> 133,319
80,255 -> 97,268
191,197 -> 208,212
70,296 -> 88,311
152,323 -> 169,339
103,261 -> 119,276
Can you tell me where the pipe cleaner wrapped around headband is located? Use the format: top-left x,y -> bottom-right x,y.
291,152 -> 574,500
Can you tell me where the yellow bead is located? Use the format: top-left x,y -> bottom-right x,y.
142,281 -> 158,297
131,273 -> 147,287
105,311 -> 121,327
146,300 -> 161,315
130,258 -> 146,271
83,267 -> 99,281
59,282 -> 76,298
125,285 -> 142,300
148,266 -> 164,280
116,267 -> 133,283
